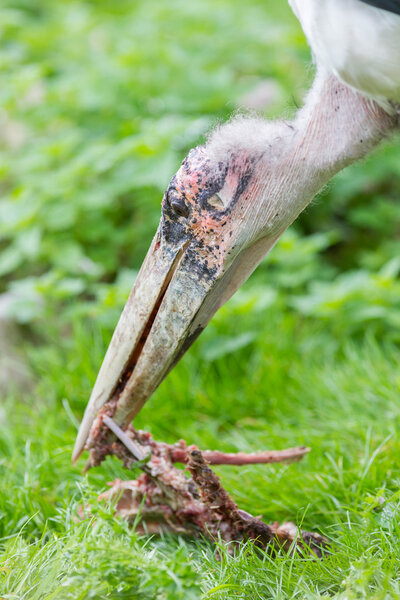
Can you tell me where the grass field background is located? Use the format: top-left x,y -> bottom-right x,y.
1,0 -> 400,598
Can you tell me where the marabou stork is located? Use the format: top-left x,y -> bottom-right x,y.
73,0 -> 400,465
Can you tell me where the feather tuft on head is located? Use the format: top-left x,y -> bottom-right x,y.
205,114 -> 291,162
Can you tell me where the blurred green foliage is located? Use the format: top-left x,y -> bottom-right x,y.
2,0 -> 399,339
0,0 -> 298,325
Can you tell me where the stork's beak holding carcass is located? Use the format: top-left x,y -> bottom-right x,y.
72,137 -> 289,465
73,73 -> 396,466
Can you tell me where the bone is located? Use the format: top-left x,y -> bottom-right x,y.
170,445 -> 311,466
102,415 -> 147,461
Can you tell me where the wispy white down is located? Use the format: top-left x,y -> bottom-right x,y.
206,115 -> 292,162
289,0 -> 400,111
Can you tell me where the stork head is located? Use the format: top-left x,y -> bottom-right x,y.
73,119 -> 295,462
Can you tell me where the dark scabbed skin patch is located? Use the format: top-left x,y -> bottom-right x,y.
161,209 -> 192,247
182,242 -> 218,282
161,181 -> 193,247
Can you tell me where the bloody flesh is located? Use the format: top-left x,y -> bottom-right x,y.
92,420 -> 328,557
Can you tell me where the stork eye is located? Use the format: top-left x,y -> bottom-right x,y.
166,189 -> 189,218
208,193 -> 225,210
170,197 -> 189,218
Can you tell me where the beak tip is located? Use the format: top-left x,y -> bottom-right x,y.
71,443 -> 83,465
72,421 -> 91,464
72,399 -> 102,464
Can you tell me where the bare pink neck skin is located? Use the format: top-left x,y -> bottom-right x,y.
295,70 -> 397,177
247,70 -> 398,243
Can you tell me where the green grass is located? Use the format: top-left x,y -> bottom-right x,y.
1,0 -> 400,598
2,304 -> 400,598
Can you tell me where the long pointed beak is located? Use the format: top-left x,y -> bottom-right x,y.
72,223 -> 243,463
72,226 -> 187,461
71,230 -> 158,460
72,142 -> 284,464
73,216 -> 276,464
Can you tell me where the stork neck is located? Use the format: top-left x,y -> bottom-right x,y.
250,71 -> 397,242
293,70 -> 396,183
255,70 -> 397,238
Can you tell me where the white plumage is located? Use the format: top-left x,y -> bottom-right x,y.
289,0 -> 400,111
